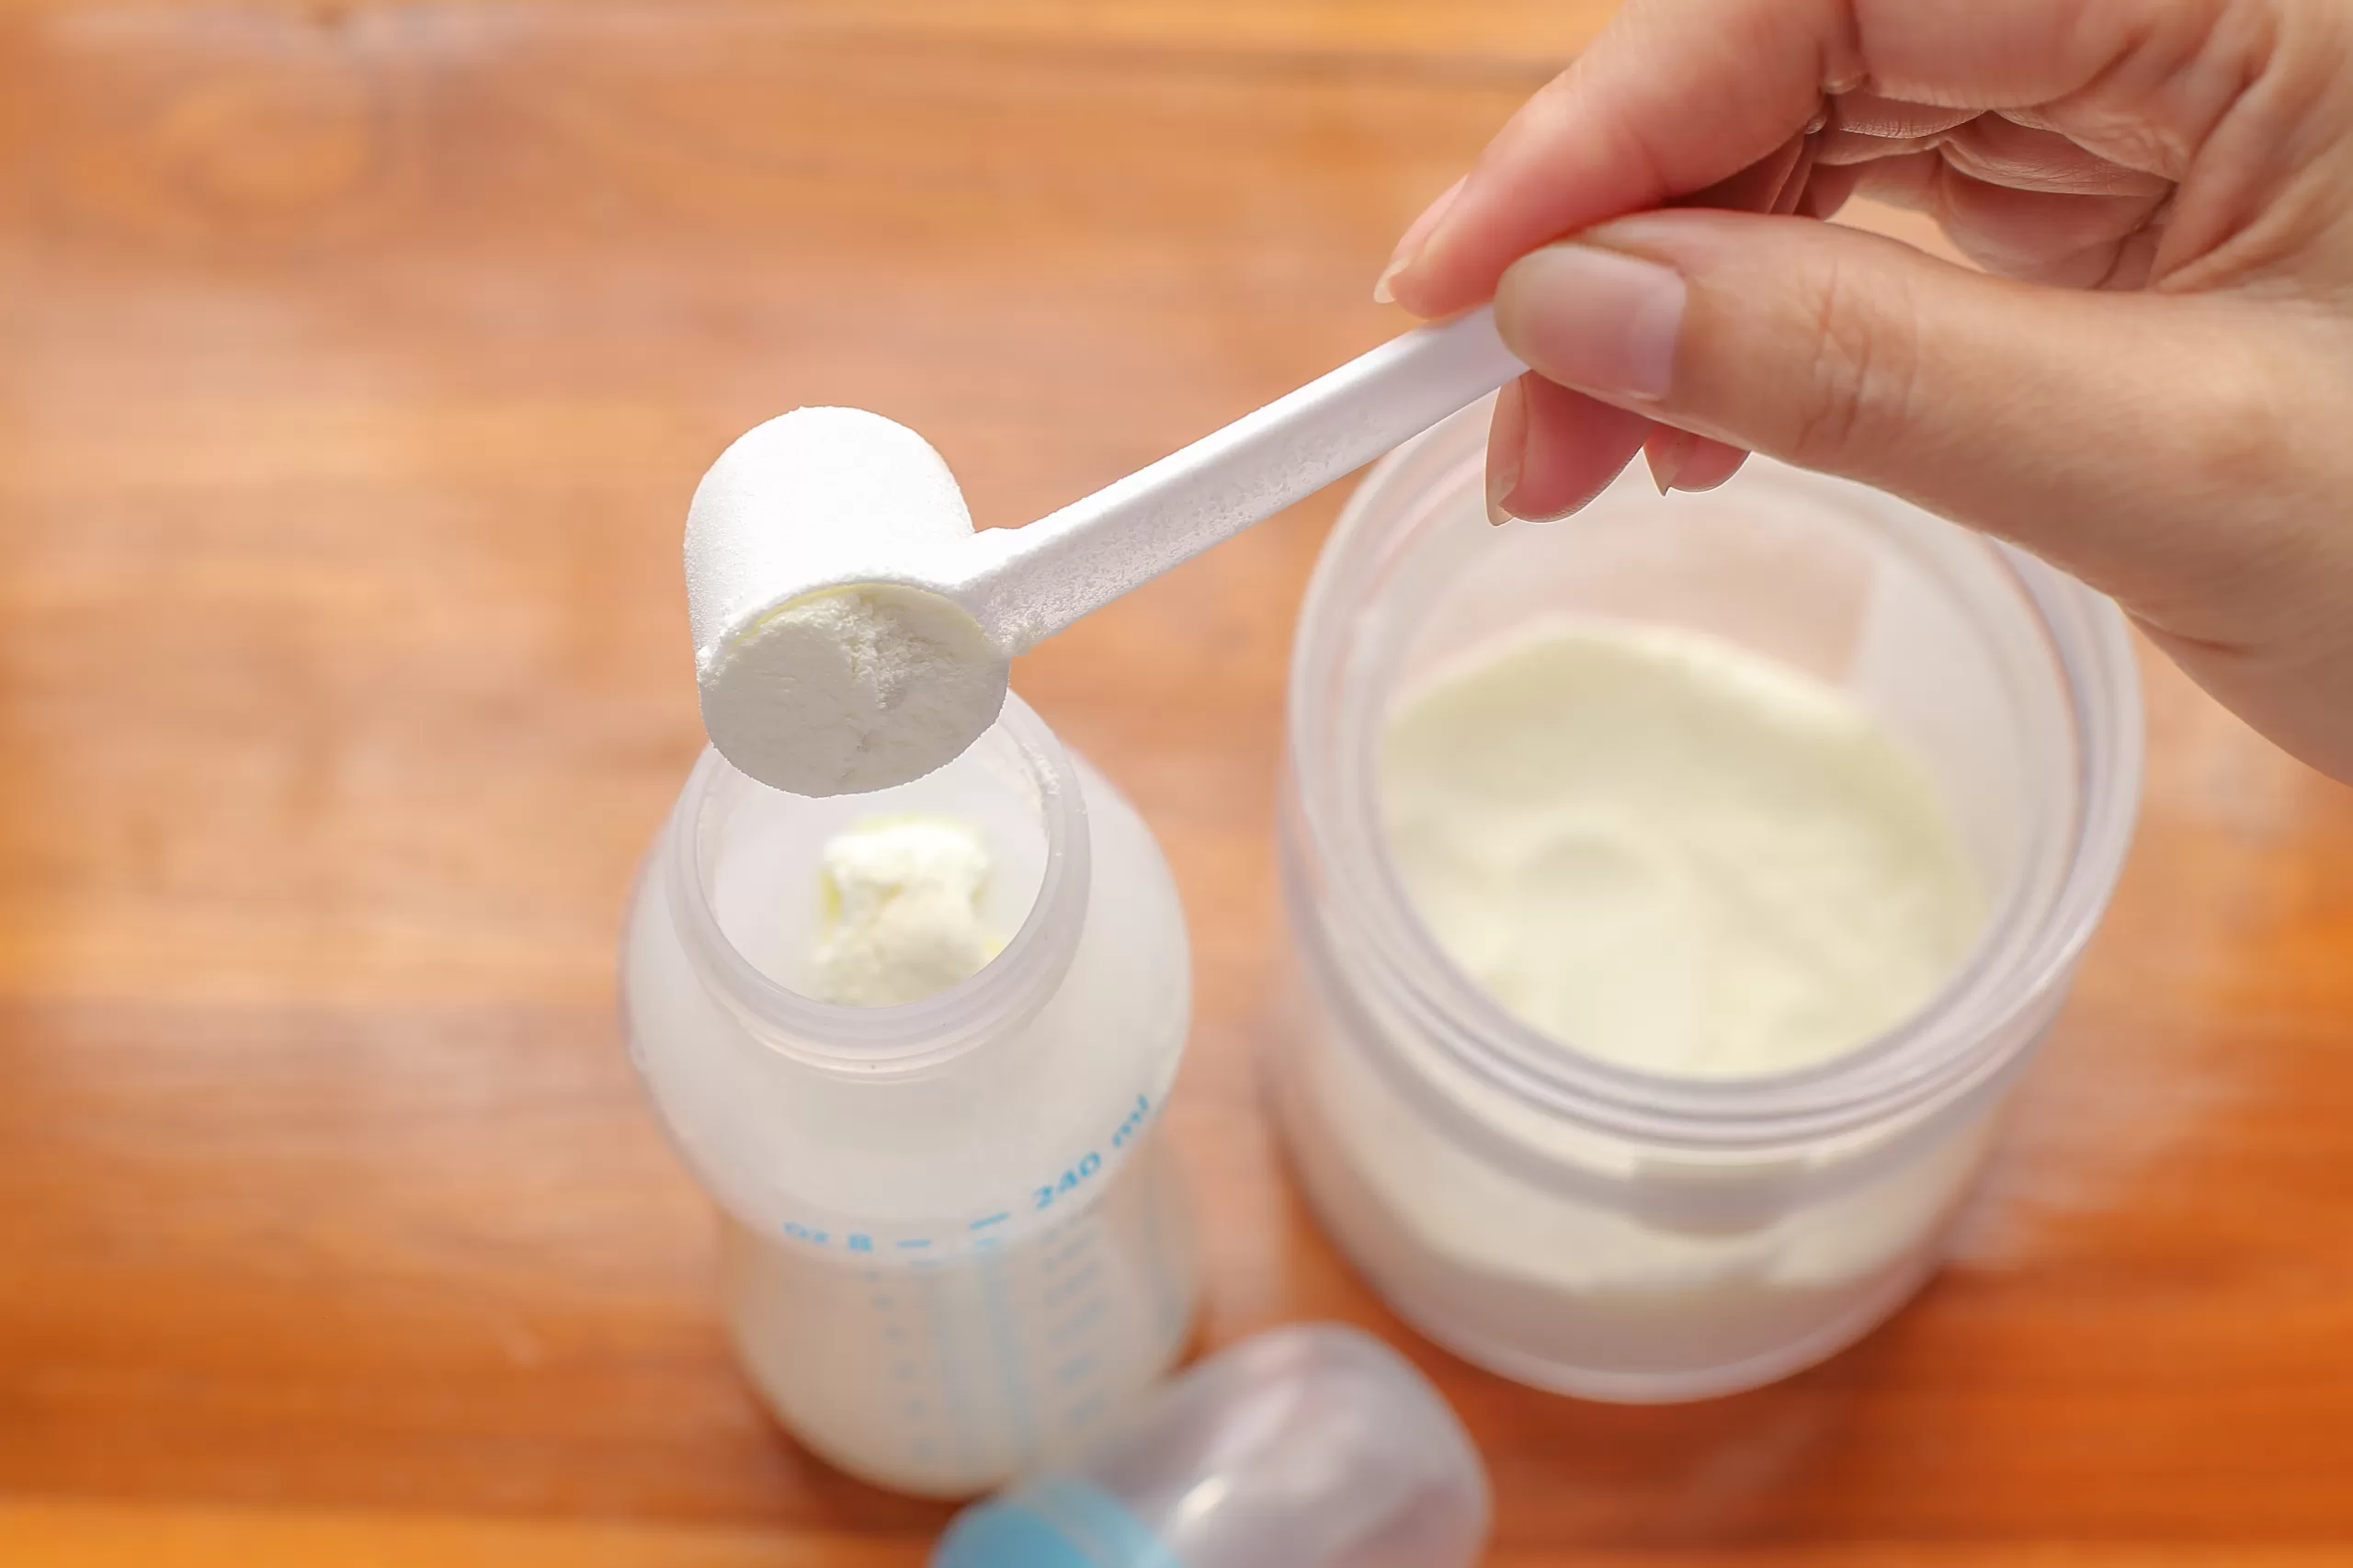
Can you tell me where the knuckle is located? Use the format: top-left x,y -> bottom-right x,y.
2177,348 -> 2284,493
1782,256 -> 1922,470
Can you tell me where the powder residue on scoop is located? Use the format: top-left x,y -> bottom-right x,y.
699,584 -> 1007,798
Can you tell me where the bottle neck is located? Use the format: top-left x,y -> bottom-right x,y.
666,691 -> 1092,1077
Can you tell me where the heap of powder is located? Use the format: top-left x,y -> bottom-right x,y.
699,585 -> 1006,798
1381,620 -> 1982,1078
807,815 -> 1006,1007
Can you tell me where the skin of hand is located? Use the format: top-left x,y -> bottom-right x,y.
1376,0 -> 2353,783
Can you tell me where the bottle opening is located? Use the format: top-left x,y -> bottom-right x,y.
665,689 -> 1092,1071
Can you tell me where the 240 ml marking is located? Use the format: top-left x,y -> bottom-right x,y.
1033,1093 -> 1154,1211
775,1092 -> 1160,1243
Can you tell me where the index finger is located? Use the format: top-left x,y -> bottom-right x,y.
1383,0 -> 2165,317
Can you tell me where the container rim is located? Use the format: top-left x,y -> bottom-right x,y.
1283,404 -> 2144,1153
665,688 -> 1092,1075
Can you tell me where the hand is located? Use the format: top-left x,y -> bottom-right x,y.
1377,0 -> 2353,782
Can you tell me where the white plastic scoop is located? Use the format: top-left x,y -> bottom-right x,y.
686,304 -> 1523,796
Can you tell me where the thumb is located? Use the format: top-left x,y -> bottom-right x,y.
1491,210 -> 2311,623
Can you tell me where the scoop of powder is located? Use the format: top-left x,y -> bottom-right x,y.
808,815 -> 1006,1006
699,584 -> 1008,797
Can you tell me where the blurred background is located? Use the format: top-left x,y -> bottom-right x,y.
2,2 -> 2350,1564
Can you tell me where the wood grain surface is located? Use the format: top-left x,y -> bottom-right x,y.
3,2 -> 2351,1562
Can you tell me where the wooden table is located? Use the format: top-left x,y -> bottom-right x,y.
4,3 -> 2351,1562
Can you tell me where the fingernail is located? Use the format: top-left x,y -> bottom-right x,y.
1484,378 -> 1526,525
1375,175 -> 1467,305
1647,427 -> 1697,493
1495,243 -> 1686,402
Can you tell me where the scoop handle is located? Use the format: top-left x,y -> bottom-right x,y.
961,306 -> 1523,650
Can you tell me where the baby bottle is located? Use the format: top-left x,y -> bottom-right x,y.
620,689 -> 1199,1496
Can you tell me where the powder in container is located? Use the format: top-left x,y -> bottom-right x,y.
1381,619 -> 1982,1078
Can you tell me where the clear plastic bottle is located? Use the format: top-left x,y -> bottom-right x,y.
620,691 -> 1199,1496
932,1323 -> 1490,1568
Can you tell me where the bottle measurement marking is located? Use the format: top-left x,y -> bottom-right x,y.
975,1234 -> 1040,1460
1110,1094 -> 1152,1148
738,1101 -> 1180,1484
1042,1260 -> 1102,1310
770,1092 -> 1161,1255
722,1125 -> 1194,1494
915,1253 -> 983,1478
1051,1299 -> 1105,1345
1033,1152 -> 1101,1210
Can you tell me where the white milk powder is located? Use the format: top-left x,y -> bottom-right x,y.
808,816 -> 1006,1007
1382,619 -> 1981,1077
699,584 -> 1005,800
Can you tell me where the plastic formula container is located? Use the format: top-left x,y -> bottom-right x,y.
621,692 -> 1199,1495
1270,403 -> 2143,1403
